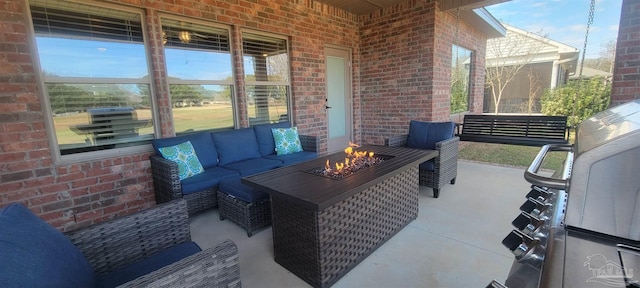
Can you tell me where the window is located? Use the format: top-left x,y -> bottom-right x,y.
242,32 -> 290,126
161,18 -> 234,133
451,45 -> 473,113
30,0 -> 153,156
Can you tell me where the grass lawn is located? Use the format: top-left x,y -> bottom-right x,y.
458,142 -> 569,175
53,104 -> 288,145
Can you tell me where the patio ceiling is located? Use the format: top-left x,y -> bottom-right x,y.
314,0 -> 510,15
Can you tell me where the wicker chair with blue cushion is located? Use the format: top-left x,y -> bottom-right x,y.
0,199 -> 241,288
385,120 -> 459,198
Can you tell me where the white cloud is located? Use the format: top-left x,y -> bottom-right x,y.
609,24 -> 619,31
569,24 -> 587,32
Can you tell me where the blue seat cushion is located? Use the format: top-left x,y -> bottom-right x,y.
97,241 -> 201,288
153,132 -> 218,169
419,159 -> 435,171
213,128 -> 262,166
221,158 -> 283,176
0,203 -> 96,288
219,179 -> 269,203
407,120 -> 455,150
180,167 -> 240,195
253,121 -> 291,156
263,151 -> 317,165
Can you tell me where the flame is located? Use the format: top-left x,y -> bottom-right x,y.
323,142 -> 377,175
344,146 -> 353,155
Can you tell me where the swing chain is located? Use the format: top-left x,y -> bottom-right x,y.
578,0 -> 596,79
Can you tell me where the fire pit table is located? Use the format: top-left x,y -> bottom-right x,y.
242,145 -> 437,288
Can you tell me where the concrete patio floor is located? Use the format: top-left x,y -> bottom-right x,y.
190,160 -> 530,287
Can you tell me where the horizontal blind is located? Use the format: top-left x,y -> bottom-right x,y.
30,1 -> 143,43
243,33 -> 289,83
161,18 -> 230,52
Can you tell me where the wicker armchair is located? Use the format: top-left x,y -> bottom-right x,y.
150,134 -> 318,215
65,199 -> 241,287
385,132 -> 459,198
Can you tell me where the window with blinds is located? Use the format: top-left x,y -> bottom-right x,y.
30,0 -> 154,156
242,32 -> 291,126
161,18 -> 235,133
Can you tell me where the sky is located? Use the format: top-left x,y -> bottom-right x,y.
485,0 -> 623,58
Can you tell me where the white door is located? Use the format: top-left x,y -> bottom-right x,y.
325,47 -> 352,153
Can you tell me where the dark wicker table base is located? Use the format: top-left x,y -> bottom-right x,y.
217,191 -> 272,237
270,167 -> 419,288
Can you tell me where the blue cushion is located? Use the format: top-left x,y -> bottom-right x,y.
97,241 -> 201,288
221,158 -> 283,176
407,120 -> 455,150
180,167 -> 240,195
0,203 -> 96,288
219,179 -> 269,203
212,128 -> 262,166
263,151 -> 317,165
254,121 -> 291,156
153,132 -> 218,169
419,159 -> 435,171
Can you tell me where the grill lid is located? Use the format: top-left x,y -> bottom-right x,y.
565,100 -> 640,241
574,100 -> 640,156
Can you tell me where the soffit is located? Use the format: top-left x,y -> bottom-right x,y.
313,0 -> 509,15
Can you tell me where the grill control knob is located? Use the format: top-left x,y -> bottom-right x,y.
527,186 -> 554,202
502,230 -> 543,262
512,212 -> 547,242
520,197 -> 551,219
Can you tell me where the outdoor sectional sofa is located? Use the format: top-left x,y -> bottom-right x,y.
0,199 -> 241,287
150,121 -> 318,214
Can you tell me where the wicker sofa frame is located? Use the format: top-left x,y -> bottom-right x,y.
217,191 -> 272,237
64,199 -> 241,287
385,135 -> 459,198
150,134 -> 318,215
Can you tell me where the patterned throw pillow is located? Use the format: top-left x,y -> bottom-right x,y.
158,141 -> 205,180
271,127 -> 303,155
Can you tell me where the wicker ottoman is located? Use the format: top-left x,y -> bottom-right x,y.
217,179 -> 272,237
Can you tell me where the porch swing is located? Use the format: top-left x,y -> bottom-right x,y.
455,0 -> 598,146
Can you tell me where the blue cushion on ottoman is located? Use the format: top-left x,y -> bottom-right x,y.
253,121 -> 291,156
97,241 -> 201,288
263,150 -> 317,165
221,158 -> 283,176
0,203 -> 96,287
180,167 -> 240,195
219,179 -> 269,203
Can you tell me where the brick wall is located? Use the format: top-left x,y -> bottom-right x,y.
359,0 -> 486,144
611,0 -> 640,106
1,0 -> 489,230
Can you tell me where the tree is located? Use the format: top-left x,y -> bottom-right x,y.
451,46 -> 472,113
524,68 -> 541,114
583,40 -> 616,73
485,27 -> 548,114
540,77 -> 611,127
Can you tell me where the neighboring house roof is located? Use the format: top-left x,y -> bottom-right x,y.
569,66 -> 613,79
485,23 -> 579,73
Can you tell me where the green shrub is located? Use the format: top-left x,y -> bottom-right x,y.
541,77 -> 611,127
